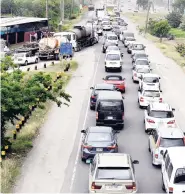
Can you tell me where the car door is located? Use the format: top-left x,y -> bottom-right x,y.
144,105 -> 150,122
162,154 -> 171,190
25,53 -> 30,63
89,157 -> 97,190
138,87 -> 142,100
150,130 -> 158,154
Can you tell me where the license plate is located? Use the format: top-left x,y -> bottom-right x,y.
110,62 -> 117,64
106,185 -> 122,190
107,116 -> 113,120
96,148 -> 103,152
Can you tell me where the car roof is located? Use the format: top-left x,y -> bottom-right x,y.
157,127 -> 184,138
143,73 -> 160,78
97,91 -> 122,100
165,147 -> 185,167
97,153 -> 130,167
107,45 -> 119,48
88,126 -> 113,133
106,50 -> 121,54
150,102 -> 172,111
136,58 -> 148,61
135,53 -> 147,56
95,83 -> 114,90
105,75 -> 123,80
135,65 -> 150,69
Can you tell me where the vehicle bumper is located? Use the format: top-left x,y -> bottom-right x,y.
90,101 -> 96,108
116,85 -> 125,92
105,64 -> 122,68
14,61 -> 25,65
89,190 -> 137,193
153,156 -> 162,165
139,101 -> 149,107
133,76 -> 139,82
96,120 -> 124,128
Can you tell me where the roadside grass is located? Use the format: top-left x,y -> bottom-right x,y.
124,12 -> 185,67
1,61 -> 78,193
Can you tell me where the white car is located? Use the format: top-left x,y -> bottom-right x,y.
124,37 -> 136,47
89,153 -> 139,193
161,147 -> 185,193
14,52 -> 39,66
148,127 -> 185,166
144,102 -> 177,133
139,73 -> 161,90
132,65 -> 151,82
133,58 -> 150,68
102,21 -> 112,30
138,87 -> 162,108
131,42 -> 146,56
105,51 -> 123,72
106,33 -> 119,45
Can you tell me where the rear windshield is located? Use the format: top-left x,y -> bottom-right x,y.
99,101 -> 123,111
106,54 -> 120,61
137,68 -> 150,73
87,133 -> 112,142
107,46 -> 119,51
149,111 -> 174,118
136,60 -> 149,65
160,138 -> 184,147
126,37 -> 135,41
107,76 -> 122,80
103,21 -> 110,25
143,91 -> 160,97
174,168 -> 185,184
143,77 -> 159,83
133,44 -> 144,50
96,167 -> 132,180
108,36 -> 118,40
136,54 -> 147,58
125,33 -> 134,37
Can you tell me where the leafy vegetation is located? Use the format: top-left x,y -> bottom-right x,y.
166,11 -> 182,28
180,15 -> 185,31
169,28 -> 185,38
173,0 -> 185,14
176,43 -> 185,57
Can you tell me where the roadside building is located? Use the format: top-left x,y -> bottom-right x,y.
0,17 -> 48,45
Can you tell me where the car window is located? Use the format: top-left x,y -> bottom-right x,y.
125,33 -> 134,37
107,76 -> 122,80
108,36 -> 118,40
136,60 -> 149,65
107,46 -> 119,51
149,111 -> 174,118
126,37 -> 135,41
87,132 -> 112,142
106,54 -> 120,61
137,68 -> 150,73
167,163 -> 173,180
143,77 -> 159,83
165,154 -> 170,170
143,91 -> 160,97
160,138 -> 184,147
26,53 -> 29,57
136,54 -> 147,58
96,167 -> 133,180
174,168 -> 185,184
152,130 -> 158,143
99,101 -> 123,111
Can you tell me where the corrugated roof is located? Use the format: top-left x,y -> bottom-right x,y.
0,17 -> 48,27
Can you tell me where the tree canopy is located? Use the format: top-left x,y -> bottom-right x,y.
166,11 -> 182,28
172,0 -> 185,14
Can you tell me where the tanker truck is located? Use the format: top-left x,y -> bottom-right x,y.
38,36 -> 69,60
53,25 -> 98,52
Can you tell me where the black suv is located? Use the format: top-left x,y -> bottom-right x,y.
96,91 -> 124,129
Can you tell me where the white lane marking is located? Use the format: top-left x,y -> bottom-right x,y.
69,51 -> 102,193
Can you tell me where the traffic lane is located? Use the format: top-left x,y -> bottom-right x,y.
71,41 -> 163,193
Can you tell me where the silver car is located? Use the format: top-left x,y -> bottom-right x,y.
89,153 -> 139,193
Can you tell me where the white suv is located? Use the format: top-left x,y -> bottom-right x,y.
105,51 -> 123,72
148,127 -> 185,166
89,153 -> 139,193
144,102 -> 176,133
161,147 -> 185,193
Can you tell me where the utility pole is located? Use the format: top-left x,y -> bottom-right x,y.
144,0 -> 151,36
46,0 -> 48,18
168,0 -> 170,11
62,0 -> 64,21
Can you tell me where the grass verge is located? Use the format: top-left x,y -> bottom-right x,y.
123,12 -> 185,67
169,28 -> 185,38
1,61 -> 78,193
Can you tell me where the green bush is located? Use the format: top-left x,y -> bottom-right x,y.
180,15 -> 185,31
166,11 -> 182,28
175,43 -> 185,57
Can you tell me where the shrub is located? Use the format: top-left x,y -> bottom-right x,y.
180,15 -> 185,31
175,43 -> 185,57
166,11 -> 182,28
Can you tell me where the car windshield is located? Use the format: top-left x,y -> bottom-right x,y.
133,44 -> 144,50
106,54 -> 120,60
87,133 -> 112,142
96,167 -> 132,180
160,138 -> 184,147
99,101 -> 122,111
108,36 -> 118,40
113,26 -> 119,29
137,68 -> 150,73
14,53 -> 25,58
136,60 -> 149,65
174,168 -> 185,184
149,111 -> 174,118
143,77 -> 159,83
143,91 -> 160,97
107,46 -> 119,51
103,22 -> 110,25
125,33 -> 134,37
136,54 -> 147,58
126,37 -> 135,41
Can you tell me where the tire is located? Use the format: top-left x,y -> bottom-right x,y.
35,58 -> 38,63
105,67 -> 108,72
148,142 -> 151,152
25,61 -> 28,66
81,157 -> 86,162
119,67 -> 122,72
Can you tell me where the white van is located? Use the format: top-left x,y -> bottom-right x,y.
161,146 -> 185,193
106,33 -> 118,45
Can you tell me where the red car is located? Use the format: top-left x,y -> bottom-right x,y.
103,75 -> 126,93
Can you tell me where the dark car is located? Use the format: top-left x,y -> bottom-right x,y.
96,91 -> 124,129
102,41 -> 117,53
81,126 -> 119,163
132,53 -> 149,63
90,83 -> 116,110
122,32 -> 135,44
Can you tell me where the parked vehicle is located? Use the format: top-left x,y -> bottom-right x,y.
88,4 -> 95,11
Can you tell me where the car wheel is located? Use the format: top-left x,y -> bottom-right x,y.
148,142 -> 151,152
35,58 -> 38,63
105,67 -> 108,72
119,67 -> 122,72
25,60 -> 28,66
81,157 -> 86,162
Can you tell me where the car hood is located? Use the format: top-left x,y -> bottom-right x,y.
86,141 -> 113,147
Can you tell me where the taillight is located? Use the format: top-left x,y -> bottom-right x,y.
91,182 -> 102,190
146,119 -> 155,123
159,98 -> 162,102
140,97 -> 144,102
96,112 -> 98,120
107,144 -> 117,150
134,73 -> 137,77
155,153 -> 158,159
183,137 -> 185,144
169,187 -> 173,193
122,112 -> 124,120
126,182 -> 136,190
167,120 -> 175,124
91,96 -> 95,99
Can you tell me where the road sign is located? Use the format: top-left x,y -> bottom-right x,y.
60,42 -> 73,56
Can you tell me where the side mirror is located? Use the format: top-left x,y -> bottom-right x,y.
172,108 -> 175,111
102,78 -> 105,80
133,160 -> 139,164
81,130 -> 86,133
121,53 -> 124,57
150,68 -> 152,71
160,90 -> 162,92
160,150 -> 164,155
147,55 -> 148,57
149,61 -> 151,63
159,77 -> 161,79
122,96 -> 125,99
144,46 -> 146,48
138,88 -> 141,92
90,87 -> 94,89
